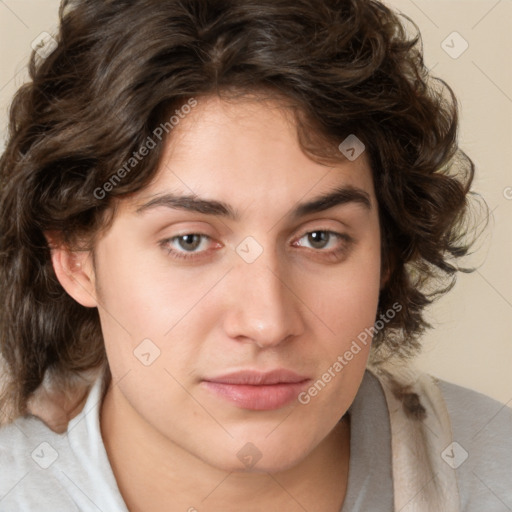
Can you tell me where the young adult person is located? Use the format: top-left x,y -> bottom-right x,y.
0,1 -> 510,511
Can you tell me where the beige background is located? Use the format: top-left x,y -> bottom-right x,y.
0,1 -> 511,405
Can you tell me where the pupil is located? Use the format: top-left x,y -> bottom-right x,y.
180,234 -> 200,251
309,231 -> 328,249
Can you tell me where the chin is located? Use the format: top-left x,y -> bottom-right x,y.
220,456 -> 305,475
202,439 -> 311,475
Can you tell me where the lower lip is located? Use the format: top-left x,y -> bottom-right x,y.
201,380 -> 311,410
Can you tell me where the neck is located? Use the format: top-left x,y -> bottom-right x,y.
100,382 -> 350,512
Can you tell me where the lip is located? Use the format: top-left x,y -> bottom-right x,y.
205,369 -> 309,385
201,369 -> 311,410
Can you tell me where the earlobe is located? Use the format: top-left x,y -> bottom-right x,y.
45,233 -> 98,308
380,250 -> 395,291
380,266 -> 391,291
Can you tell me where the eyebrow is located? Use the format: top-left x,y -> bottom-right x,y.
134,185 -> 371,220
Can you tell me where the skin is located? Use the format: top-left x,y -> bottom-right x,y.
50,94 -> 383,512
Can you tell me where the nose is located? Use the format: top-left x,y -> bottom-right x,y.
222,246 -> 305,349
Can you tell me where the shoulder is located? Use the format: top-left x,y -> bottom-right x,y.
437,377 -> 512,435
368,361 -> 512,510
0,413 -> 64,474
0,415 -> 80,511
0,370 -> 127,512
435,378 -> 512,511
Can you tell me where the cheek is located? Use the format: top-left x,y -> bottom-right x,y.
294,235 -> 381,410
93,242 -> 222,374
313,273 -> 380,333
93,239 -> 191,333
294,267 -> 380,421
303,238 -> 382,342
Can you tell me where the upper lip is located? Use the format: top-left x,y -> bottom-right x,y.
204,369 -> 310,385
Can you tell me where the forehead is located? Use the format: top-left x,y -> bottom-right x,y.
122,94 -> 376,216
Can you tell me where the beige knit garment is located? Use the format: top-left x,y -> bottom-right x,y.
368,360 -> 461,512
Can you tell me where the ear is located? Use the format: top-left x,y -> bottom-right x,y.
45,231 -> 98,308
380,251 -> 394,291
380,266 -> 390,290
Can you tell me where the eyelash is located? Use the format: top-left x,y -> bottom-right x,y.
159,229 -> 353,262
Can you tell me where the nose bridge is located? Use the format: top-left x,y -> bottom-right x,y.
223,240 -> 303,347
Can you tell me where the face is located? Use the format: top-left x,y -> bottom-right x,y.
88,95 -> 382,473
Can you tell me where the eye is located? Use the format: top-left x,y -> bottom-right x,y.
160,234 -> 219,261
296,231 -> 338,250
293,230 -> 353,260
159,229 -> 353,263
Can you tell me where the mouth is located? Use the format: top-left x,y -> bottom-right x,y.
201,369 -> 311,410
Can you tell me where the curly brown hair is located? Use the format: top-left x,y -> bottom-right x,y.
0,0 -> 481,425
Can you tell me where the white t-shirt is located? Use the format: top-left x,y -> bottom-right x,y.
0,369 -> 511,511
